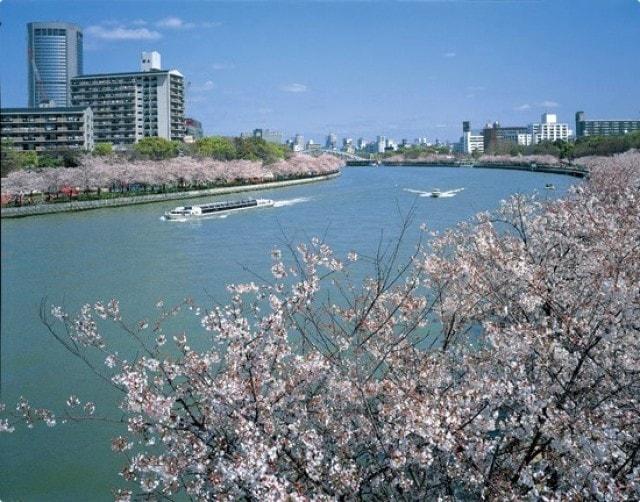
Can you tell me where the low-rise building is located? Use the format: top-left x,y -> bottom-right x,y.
1,106 -> 94,152
184,117 -> 203,141
575,111 -> 640,138
483,122 -> 530,152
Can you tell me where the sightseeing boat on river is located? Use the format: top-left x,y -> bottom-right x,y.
164,198 -> 274,220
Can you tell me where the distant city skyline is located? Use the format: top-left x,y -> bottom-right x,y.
1,0 -> 639,141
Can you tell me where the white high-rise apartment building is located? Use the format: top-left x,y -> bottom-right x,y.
529,113 -> 571,143
70,53 -> 184,147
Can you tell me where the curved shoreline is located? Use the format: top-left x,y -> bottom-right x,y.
346,160 -> 588,177
1,171 -> 341,219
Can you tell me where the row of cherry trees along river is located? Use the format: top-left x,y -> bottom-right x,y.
0,154 -> 343,198
1,150 -> 639,500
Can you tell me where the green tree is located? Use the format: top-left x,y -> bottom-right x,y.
195,136 -> 237,160
0,139 -> 31,177
37,154 -> 63,168
233,137 -> 287,163
19,151 -> 39,168
93,142 -> 113,156
133,137 -> 179,160
61,149 -> 81,167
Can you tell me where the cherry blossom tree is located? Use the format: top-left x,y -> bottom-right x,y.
1,152 -> 638,500
0,155 -> 343,199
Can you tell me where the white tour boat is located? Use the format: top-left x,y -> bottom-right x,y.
164,198 -> 274,220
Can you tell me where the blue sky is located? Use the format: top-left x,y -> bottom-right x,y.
1,0 -> 639,142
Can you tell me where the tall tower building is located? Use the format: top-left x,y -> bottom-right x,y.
27,22 -> 83,107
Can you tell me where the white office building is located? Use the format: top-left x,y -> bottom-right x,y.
462,131 -> 484,154
529,113 -> 571,144
70,52 -> 184,147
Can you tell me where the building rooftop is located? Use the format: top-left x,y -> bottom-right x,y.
1,106 -> 90,113
72,69 -> 183,79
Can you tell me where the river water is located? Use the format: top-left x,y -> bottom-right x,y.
0,166 -> 577,500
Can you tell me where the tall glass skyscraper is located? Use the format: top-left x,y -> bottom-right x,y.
27,22 -> 83,107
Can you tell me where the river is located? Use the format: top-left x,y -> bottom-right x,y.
0,166 -> 577,500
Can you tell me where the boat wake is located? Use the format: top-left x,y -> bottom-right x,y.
404,188 -> 465,198
273,197 -> 311,207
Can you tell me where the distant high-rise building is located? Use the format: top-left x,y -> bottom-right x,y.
253,128 -> 283,144
27,22 -> 83,107
70,52 -> 185,147
293,134 -> 305,152
376,135 -> 386,153
528,113 -> 571,143
575,111 -> 640,138
306,139 -> 321,151
458,122 -> 484,154
325,133 -> 337,149
357,138 -> 368,150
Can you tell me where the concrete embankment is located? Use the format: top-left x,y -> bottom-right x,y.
473,163 -> 587,178
345,160 -> 587,177
1,171 -> 341,219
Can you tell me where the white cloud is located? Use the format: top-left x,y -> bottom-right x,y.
154,17 -> 219,29
156,16 -> 195,29
85,25 -> 161,41
191,80 -> 215,92
212,62 -> 235,71
279,83 -> 308,93
516,104 -> 532,111
443,52 -> 456,58
539,100 -> 559,108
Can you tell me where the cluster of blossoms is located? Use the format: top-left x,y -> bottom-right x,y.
476,154 -> 563,167
0,154 -> 342,196
1,152 -> 639,500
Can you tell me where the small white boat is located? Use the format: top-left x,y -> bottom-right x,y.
404,187 -> 465,198
164,198 -> 274,220
545,183 -> 555,190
